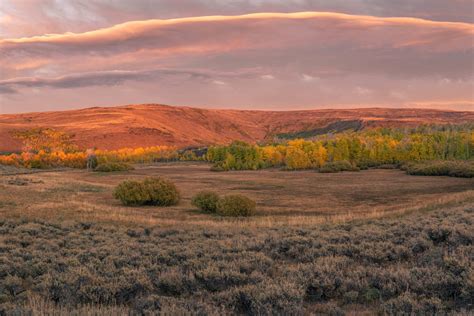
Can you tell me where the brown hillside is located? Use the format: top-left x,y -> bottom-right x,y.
0,104 -> 472,151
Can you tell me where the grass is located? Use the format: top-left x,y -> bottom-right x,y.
1,163 -> 473,227
0,162 -> 473,314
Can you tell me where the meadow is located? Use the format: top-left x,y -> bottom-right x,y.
1,162 -> 473,314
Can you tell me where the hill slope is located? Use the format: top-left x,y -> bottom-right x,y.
0,104 -> 472,151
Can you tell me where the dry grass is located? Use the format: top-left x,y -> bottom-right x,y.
1,162 -> 473,228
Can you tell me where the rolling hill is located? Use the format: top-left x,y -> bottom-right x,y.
0,104 -> 473,151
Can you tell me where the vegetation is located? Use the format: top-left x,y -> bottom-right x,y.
11,128 -> 78,153
402,160 -> 474,178
94,162 -> 134,172
1,126 -> 473,178
0,128 -> 179,169
216,194 -> 256,217
113,177 -> 180,206
207,125 -> 474,175
191,191 -> 220,213
0,145 -> 178,169
0,203 -> 472,314
319,160 -> 359,173
95,146 -> 178,164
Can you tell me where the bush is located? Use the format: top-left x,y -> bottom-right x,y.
210,163 -> 225,172
319,160 -> 359,173
114,177 -> 180,206
192,191 -> 220,213
216,195 -> 256,217
403,160 -> 474,178
94,162 -> 134,172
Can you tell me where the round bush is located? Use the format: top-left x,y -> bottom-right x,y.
216,195 -> 256,217
192,191 -> 220,213
114,177 -> 180,206
94,162 -> 134,172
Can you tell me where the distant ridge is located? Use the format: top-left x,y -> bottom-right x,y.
0,104 -> 472,151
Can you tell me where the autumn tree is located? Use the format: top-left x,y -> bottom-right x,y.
12,128 -> 77,153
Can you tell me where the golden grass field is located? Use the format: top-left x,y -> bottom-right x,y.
1,162 -> 473,227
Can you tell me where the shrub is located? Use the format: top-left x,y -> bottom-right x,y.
403,160 -> 474,178
210,163 -> 225,172
94,162 -> 134,172
192,191 -> 220,213
114,177 -> 180,206
319,160 -> 359,173
216,195 -> 256,217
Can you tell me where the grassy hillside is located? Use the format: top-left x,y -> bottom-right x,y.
1,104 -> 472,151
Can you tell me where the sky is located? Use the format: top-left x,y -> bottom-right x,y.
0,0 -> 473,113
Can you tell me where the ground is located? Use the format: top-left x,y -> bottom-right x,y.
1,162 -> 473,226
0,163 -> 473,314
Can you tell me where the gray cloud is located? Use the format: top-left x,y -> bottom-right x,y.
0,68 -> 261,93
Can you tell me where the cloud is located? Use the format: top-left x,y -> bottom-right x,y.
1,12 -> 472,81
1,0 -> 472,39
212,80 -> 226,85
302,74 -> 319,82
0,10 -> 472,112
0,68 -> 261,93
355,86 -> 372,95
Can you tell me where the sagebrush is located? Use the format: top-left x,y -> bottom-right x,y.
0,205 -> 472,314
114,177 -> 180,206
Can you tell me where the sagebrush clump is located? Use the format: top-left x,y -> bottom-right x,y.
216,195 -> 256,217
191,191 -> 220,213
319,160 -> 359,173
114,177 -> 180,206
94,162 -> 134,172
402,160 -> 474,178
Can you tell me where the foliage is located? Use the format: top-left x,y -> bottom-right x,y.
0,151 -> 87,169
216,195 -> 256,217
114,177 -> 180,206
206,125 -> 474,173
207,141 -> 264,171
1,125 -> 473,173
402,160 -> 474,178
94,162 -> 134,172
95,146 -> 178,164
0,143 -> 179,170
11,128 -> 78,153
191,191 -> 220,213
319,160 -> 359,173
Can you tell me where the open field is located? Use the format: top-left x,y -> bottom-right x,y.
1,162 -> 474,227
1,163 -> 473,314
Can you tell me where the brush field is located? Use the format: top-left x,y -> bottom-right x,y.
0,163 -> 473,314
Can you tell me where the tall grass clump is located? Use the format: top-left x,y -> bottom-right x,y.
114,177 -> 180,206
216,195 -> 256,217
191,191 -> 220,213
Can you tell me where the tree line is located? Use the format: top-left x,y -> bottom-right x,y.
206,125 -> 474,171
